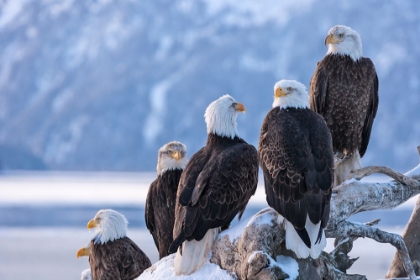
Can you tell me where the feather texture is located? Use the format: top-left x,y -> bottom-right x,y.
89,237 -> 151,280
259,107 -> 333,259
309,54 -> 378,159
170,133 -> 259,274
145,169 -> 183,259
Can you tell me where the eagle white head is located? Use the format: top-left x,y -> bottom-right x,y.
325,25 -> 362,61
87,209 -> 128,244
204,94 -> 245,139
157,141 -> 187,175
273,80 -> 309,109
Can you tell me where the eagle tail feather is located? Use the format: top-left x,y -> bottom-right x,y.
173,228 -> 219,275
284,217 -> 326,259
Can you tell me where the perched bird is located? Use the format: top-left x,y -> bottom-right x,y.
309,25 -> 379,186
169,95 -> 259,275
258,80 -> 334,259
145,141 -> 187,259
85,209 -> 151,280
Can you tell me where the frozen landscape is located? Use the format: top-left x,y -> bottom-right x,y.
0,172 -> 417,280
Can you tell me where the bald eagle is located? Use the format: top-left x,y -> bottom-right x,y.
84,209 -> 151,280
309,25 -> 379,186
168,95 -> 259,275
258,80 -> 333,259
145,141 -> 187,259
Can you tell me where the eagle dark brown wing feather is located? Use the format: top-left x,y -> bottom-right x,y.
258,108 -> 333,247
90,237 -> 151,280
145,180 -> 158,250
170,135 -> 259,253
145,169 -> 182,259
360,63 -> 379,157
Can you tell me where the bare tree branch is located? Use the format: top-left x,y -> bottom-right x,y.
349,166 -> 419,187
327,221 -> 417,280
328,170 -> 420,226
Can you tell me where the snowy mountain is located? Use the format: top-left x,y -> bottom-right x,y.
0,0 -> 419,171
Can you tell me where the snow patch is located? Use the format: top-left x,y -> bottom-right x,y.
246,207 -> 275,227
137,253 -> 234,280
275,255 -> 299,280
218,216 -> 249,243
218,207 -> 276,243
247,250 -> 262,263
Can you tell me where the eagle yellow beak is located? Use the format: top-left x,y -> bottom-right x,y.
87,219 -> 97,230
76,247 -> 90,258
325,34 -> 340,45
171,150 -> 182,161
234,102 -> 246,113
275,87 -> 287,98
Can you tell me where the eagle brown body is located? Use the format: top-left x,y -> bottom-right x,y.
170,133 -> 259,251
258,107 -> 334,254
89,237 -> 151,280
167,95 -> 258,275
310,54 -> 378,158
145,169 -> 183,259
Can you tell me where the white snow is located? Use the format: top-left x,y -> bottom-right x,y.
218,207 -> 277,243
247,250 -> 262,263
246,207 -> 275,227
137,253 -> 234,280
247,251 -> 299,279
218,216 -> 249,243
275,255 -> 299,280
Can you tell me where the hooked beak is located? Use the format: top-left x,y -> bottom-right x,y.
87,219 -> 97,230
325,34 -> 340,45
275,87 -> 287,98
76,247 -> 90,258
234,102 -> 246,113
171,151 -> 181,161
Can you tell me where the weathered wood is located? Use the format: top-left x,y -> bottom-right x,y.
387,146 -> 420,279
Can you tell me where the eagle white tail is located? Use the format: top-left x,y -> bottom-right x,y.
173,228 -> 219,275
284,217 -> 326,259
334,151 -> 362,187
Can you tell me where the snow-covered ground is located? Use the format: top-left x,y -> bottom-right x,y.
0,172 -> 417,280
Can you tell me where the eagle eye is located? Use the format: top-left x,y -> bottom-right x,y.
338,33 -> 344,38
286,87 -> 292,91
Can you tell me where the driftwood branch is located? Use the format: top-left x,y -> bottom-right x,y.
387,146 -> 420,279
350,166 -> 419,188
327,220 -> 416,279
325,148 -> 420,279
